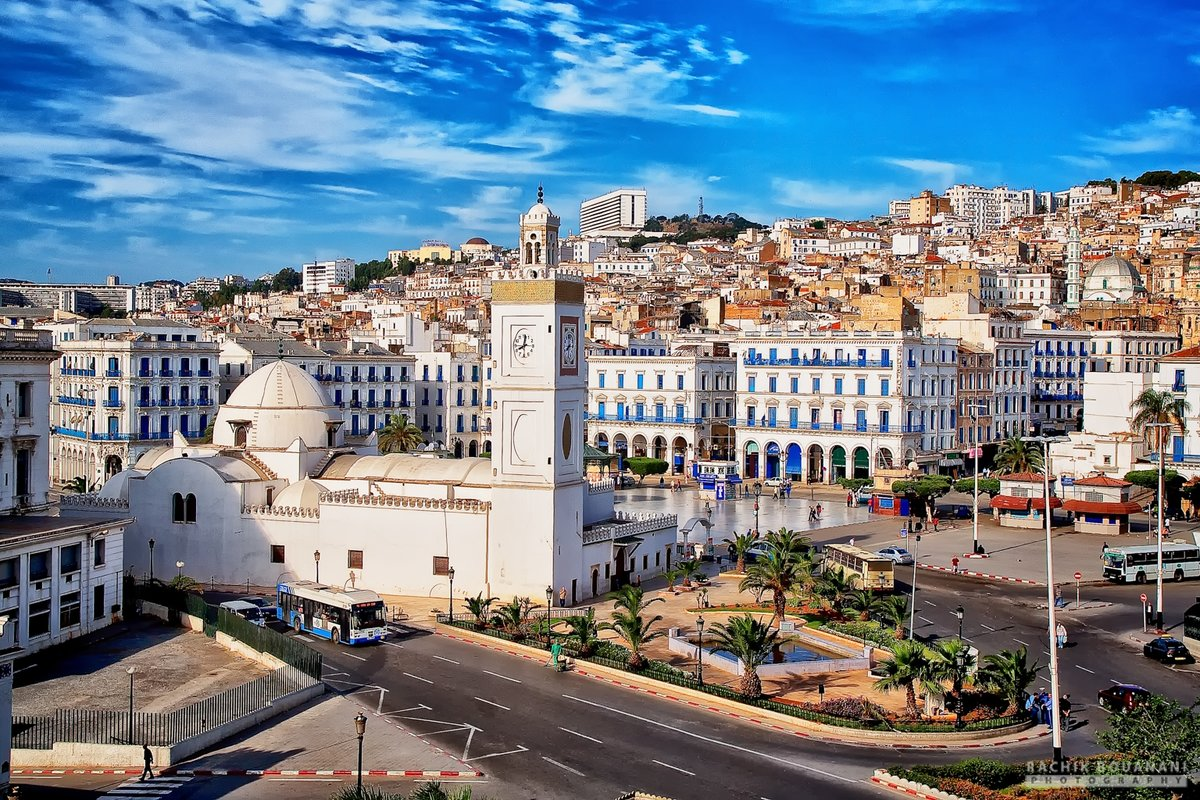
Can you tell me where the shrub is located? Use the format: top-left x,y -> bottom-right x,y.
794,695 -> 888,720
819,619 -> 895,651
937,758 -> 1026,790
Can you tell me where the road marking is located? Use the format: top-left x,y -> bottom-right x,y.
381,640 -> 405,648
267,779 -> 341,782
918,616 -> 933,625
558,727 -> 602,744
563,694 -> 857,784
322,670 -> 348,677
474,696 -> 510,711
653,759 -> 695,776
482,669 -> 521,683
465,745 -> 528,762
14,663 -> 38,675
980,624 -> 996,632
403,671 -> 434,685
341,652 -> 367,662
542,756 -> 585,777
924,601 -> 937,607
433,655 -> 460,664
1075,665 -> 1095,674
1014,639 -> 1030,647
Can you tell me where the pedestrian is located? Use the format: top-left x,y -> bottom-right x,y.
1024,692 -> 1037,724
1101,541 -> 1109,556
1165,517 -> 1172,535
1056,622 -> 1067,649
141,744 -> 154,781
816,503 -> 823,517
952,556 -> 960,574
1038,690 -> 1051,725
634,574 -> 641,588
847,491 -> 854,507
932,515 -> 940,532
558,586 -> 567,607
849,537 -> 855,548
1060,694 -> 1072,728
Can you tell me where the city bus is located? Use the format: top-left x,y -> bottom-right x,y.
1102,542 -> 1200,584
276,580 -> 388,645
822,544 -> 895,591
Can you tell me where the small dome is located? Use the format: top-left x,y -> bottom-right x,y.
1083,255 -> 1145,301
271,477 -> 328,510
214,361 -> 342,450
464,237 -> 490,245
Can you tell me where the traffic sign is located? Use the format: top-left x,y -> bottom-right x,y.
1140,592 -> 1148,603
1074,571 -> 1082,581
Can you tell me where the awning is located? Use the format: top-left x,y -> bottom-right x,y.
1062,500 -> 1144,515
990,495 -> 1064,511
939,458 -> 964,467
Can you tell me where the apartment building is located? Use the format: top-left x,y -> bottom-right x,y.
579,189 -> 647,237
411,350 -> 486,457
0,329 -> 58,513
0,275 -> 139,315
1088,331 -> 1179,374
1149,347 -> 1200,469
945,185 -> 1036,234
46,320 -> 220,488
731,331 -> 960,483
1026,325 -> 1090,434
585,352 -> 737,473
301,259 -> 355,294
956,343 -> 995,450
995,270 -> 1064,306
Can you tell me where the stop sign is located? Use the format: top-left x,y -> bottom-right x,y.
1140,592 -> 1148,603
1074,571 -> 1082,581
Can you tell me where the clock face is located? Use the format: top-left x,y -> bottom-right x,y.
512,330 -> 535,362
561,324 -> 577,369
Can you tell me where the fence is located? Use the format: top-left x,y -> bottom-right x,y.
13,665 -> 316,750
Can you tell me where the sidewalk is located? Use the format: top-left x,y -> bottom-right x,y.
173,693 -> 479,777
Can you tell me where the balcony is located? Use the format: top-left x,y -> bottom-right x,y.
159,369 -> 174,377
742,356 -> 889,368
366,400 -> 378,408
382,400 -> 393,408
583,511 -> 678,545
102,399 -> 123,408
137,370 -> 154,378
1033,391 -> 1084,402
1173,381 -> 1187,393
105,369 -> 122,378
179,370 -> 193,377
349,401 -> 362,408
138,431 -> 173,441
584,412 -> 708,425
349,375 -> 361,383
61,368 -> 96,377
734,419 -> 923,434
137,399 -> 154,407
177,398 -> 195,406
198,369 -> 212,377
58,395 -> 95,407
316,374 -> 334,382
197,398 -> 212,406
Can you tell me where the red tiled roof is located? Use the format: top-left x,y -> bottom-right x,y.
1062,499 -> 1144,515
1072,475 -> 1131,487
999,471 -> 1054,483
992,494 -> 1063,511
1160,345 -> 1200,361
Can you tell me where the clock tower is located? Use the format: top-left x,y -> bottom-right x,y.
488,191 -> 584,598
519,184 -> 560,269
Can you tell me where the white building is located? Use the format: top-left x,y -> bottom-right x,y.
579,189 -> 647,237
732,332 -> 959,482
586,353 -> 737,473
1026,325 -> 1090,433
995,270 -> 1063,306
46,319 -> 220,488
594,252 -> 655,276
1049,371 -> 1149,481
1,329 -> 57,513
1148,346 -> 1200,471
1088,331 -> 1179,374
559,238 -> 609,264
945,185 -> 1036,234
892,233 -> 926,257
302,259 -> 355,294
411,350 -> 487,457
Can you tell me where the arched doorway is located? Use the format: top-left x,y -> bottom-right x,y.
652,436 -> 667,461
591,568 -> 599,598
744,442 -> 760,479
785,443 -> 803,480
482,439 -> 492,453
852,446 -> 870,479
613,434 -> 629,470
468,441 -> 478,457
807,444 -> 824,483
876,447 -> 895,470
104,455 -> 122,479
631,434 -> 648,458
831,445 -> 847,481
672,436 -> 687,474
764,442 -> 781,479
453,440 -> 463,458
596,433 -> 609,451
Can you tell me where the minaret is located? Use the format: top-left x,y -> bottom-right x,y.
1065,224 -> 1082,309
519,184 -> 561,269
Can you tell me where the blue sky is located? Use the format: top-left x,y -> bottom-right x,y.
1,0 -> 1198,284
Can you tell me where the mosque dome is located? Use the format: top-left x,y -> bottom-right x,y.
214,360 -> 342,450
271,477 -> 329,510
464,237 -> 490,245
1082,255 -> 1146,301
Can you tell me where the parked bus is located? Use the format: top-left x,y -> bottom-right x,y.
822,544 -> 895,591
1102,542 -> 1200,584
276,580 -> 387,645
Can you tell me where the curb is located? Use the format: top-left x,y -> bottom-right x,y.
436,629 -> 1049,750
871,769 -> 965,800
918,562 -> 1043,585
14,769 -> 144,776
168,769 -> 482,778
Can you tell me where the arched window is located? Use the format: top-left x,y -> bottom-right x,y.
185,494 -> 197,523
172,493 -> 185,523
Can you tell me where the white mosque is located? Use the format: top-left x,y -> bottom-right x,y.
61,191 -> 677,604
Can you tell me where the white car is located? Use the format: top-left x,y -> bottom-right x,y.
876,546 -> 914,565
762,478 -> 784,488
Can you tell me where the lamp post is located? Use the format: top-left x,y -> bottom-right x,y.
1023,434 -> 1070,768
126,666 -> 136,744
818,682 -> 825,704
969,402 -> 988,555
147,538 -> 155,583
953,650 -> 966,730
353,712 -> 367,798
545,586 -> 554,648
175,560 -> 184,580
908,532 -> 920,640
753,483 -> 762,535
1146,421 -> 1172,632
447,566 -> 455,622
954,605 -> 965,642
696,615 -> 705,686
314,549 -> 321,584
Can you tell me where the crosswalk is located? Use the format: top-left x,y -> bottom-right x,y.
100,775 -> 193,798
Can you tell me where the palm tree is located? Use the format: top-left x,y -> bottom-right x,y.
1130,387 -> 1191,457
464,593 -> 498,629
409,781 -> 483,800
599,585 -> 665,669
739,550 -> 801,626
813,569 -> 854,612
489,597 -> 535,639
928,638 -> 977,710
66,476 -> 90,494
561,608 -> 600,656
663,566 -> 682,592
763,527 -> 811,558
377,414 -> 424,454
676,558 -> 701,588
876,594 -> 911,639
723,530 -> 759,574
994,435 -> 1044,475
843,588 -> 883,621
977,645 -> 1042,714
707,614 -> 780,698
873,639 -> 936,718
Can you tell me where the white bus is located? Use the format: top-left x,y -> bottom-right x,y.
276,580 -> 387,645
1102,542 -> 1200,584
823,544 -> 895,591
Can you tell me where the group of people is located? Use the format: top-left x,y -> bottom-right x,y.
1024,690 -> 1073,727
807,503 -> 823,522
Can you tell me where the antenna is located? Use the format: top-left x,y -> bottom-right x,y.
698,196 -> 704,217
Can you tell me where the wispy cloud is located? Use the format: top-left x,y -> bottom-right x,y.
880,157 -> 969,188
309,184 -> 380,197
773,178 -> 898,215
785,0 -> 1017,28
1056,154 -> 1110,172
438,185 -> 522,233
1082,106 -> 1199,155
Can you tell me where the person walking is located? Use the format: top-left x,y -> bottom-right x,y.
847,491 -> 854,508
1056,622 -> 1067,649
848,537 -> 855,548
1038,690 -> 1052,725
1101,541 -> 1109,557
558,587 -> 567,608
816,503 -> 823,518
1060,694 -> 1073,729
1024,692 -> 1037,724
141,744 -> 154,781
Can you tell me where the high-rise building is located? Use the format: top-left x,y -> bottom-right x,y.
578,189 -> 647,237
301,259 -> 355,293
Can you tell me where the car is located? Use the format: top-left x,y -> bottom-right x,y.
763,477 -> 784,488
876,546 -> 914,565
1097,683 -> 1151,713
1143,636 -> 1193,663
742,543 -> 771,563
219,599 -> 267,627
238,596 -> 269,608
616,474 -> 638,488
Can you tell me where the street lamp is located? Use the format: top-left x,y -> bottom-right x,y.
696,615 -> 705,686
1146,422 -> 1172,632
753,482 -> 762,534
968,402 -> 988,555
953,650 -> 966,730
1023,434 -> 1070,768
314,549 -> 321,584
545,586 -> 554,648
447,566 -> 455,622
126,666 -> 136,744
908,532 -> 921,640
148,538 -> 155,583
353,712 -> 367,798
954,605 -> 965,642
175,560 -> 184,580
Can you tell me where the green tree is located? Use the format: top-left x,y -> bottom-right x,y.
707,614 -> 780,698
1132,169 -> 1200,189
723,529 -> 759,574
625,457 -> 668,483
843,588 -> 883,621
993,436 -> 1044,475
168,574 -> 201,592
377,415 -> 423,454
891,475 -> 953,519
643,217 -> 664,232
927,638 -> 977,708
599,585 -> 664,669
762,526 -> 811,558
271,268 -> 302,292
876,594 -> 911,640
953,477 -> 1001,497
663,566 -> 682,591
1130,387 -> 1191,457
976,645 -> 1041,713
560,608 -> 600,656
464,593 -> 498,629
1097,695 -> 1200,775
198,418 -> 216,444
837,477 -> 872,494
813,568 -> 854,612
489,597 -> 535,639
408,781 -> 488,800
1125,468 -> 1185,514
873,639 -> 936,718
676,558 -> 701,588
739,549 -> 802,626
67,476 -> 90,494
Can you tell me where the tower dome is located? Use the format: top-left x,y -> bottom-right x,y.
1082,255 -> 1146,302
214,360 -> 343,450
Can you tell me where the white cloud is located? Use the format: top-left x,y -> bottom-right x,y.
726,48 -> 748,65
1082,106 -> 1199,155
78,172 -> 185,201
438,185 -> 521,233
309,184 -> 380,196
789,0 -> 1016,28
1190,54 -> 1200,67
881,157 -> 968,187
772,178 -> 897,215
1056,154 -> 1110,171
